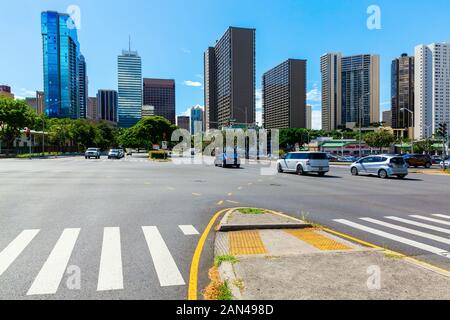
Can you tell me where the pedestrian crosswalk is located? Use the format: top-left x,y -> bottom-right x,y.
0,225 -> 199,296
334,214 -> 450,259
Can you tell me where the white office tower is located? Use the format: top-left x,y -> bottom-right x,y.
415,43 -> 450,140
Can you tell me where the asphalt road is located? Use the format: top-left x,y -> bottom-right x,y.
0,156 -> 449,300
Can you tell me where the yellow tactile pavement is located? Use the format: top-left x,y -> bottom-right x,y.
229,231 -> 267,255
286,229 -> 352,251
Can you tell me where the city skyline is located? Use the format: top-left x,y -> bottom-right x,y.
2,1 -> 450,129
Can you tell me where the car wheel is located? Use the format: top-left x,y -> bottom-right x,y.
85,156 -> 88,159
296,165 -> 305,176
398,175 -> 407,179
278,164 -> 284,173
378,169 -> 388,179
318,172 -> 326,177
425,162 -> 432,169
236,164 -> 241,169
351,167 -> 359,176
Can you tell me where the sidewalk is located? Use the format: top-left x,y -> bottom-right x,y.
206,208 -> 450,300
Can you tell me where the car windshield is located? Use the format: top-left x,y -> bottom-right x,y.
390,157 -> 406,165
308,153 -> 328,160
87,148 -> 97,151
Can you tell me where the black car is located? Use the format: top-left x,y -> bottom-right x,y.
403,154 -> 432,168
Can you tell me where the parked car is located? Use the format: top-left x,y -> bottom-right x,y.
108,149 -> 124,159
403,154 -> 432,168
277,152 -> 330,176
432,155 -> 443,164
350,155 -> 408,179
214,151 -> 241,168
338,156 -> 357,163
440,157 -> 450,169
85,148 -> 101,159
327,154 -> 338,162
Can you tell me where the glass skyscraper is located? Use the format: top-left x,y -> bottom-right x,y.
118,50 -> 142,128
41,11 -> 84,119
190,105 -> 204,134
78,54 -> 88,119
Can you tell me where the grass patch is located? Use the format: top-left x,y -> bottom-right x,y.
383,252 -> 404,260
217,281 -> 233,301
215,255 -> 238,267
237,208 -> 266,215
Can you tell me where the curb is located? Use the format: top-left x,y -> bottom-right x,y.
218,262 -> 242,300
217,223 -> 312,232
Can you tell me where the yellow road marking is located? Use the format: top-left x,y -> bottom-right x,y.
217,200 -> 224,205
188,208 -> 229,300
229,231 -> 267,255
286,229 -> 351,251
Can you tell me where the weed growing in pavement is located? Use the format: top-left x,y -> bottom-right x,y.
215,255 -> 239,267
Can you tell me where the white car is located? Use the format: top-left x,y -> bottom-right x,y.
277,152 -> 330,176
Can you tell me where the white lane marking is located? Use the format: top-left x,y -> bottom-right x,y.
0,230 -> 40,277
27,228 -> 80,295
142,227 -> 185,287
410,215 -> 450,226
433,214 -> 450,220
386,216 -> 450,235
97,227 -> 124,291
334,219 -> 450,259
178,225 -> 200,236
360,218 -> 450,245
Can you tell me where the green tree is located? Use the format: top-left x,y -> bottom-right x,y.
364,129 -> 396,153
95,121 -> 119,150
0,97 -> 37,155
131,116 -> 176,150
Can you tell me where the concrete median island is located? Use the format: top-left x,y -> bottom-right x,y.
204,208 -> 450,300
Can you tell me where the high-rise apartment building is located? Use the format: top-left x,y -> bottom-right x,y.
78,54 -> 88,119
118,49 -> 142,128
391,54 -> 414,134
87,97 -> 98,121
306,105 -> 313,130
204,27 -> 255,129
41,11 -> 84,119
415,43 -> 450,140
97,90 -> 118,124
143,78 -> 176,124
177,116 -> 190,132
321,53 -> 380,130
190,105 -> 204,134
262,59 -> 307,129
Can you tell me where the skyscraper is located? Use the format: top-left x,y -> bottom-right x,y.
78,54 -> 88,119
190,105 -> 204,135
321,53 -> 380,130
97,90 -> 118,124
0,85 -> 14,99
321,53 -> 342,131
306,105 -> 313,130
41,11 -> 83,119
415,43 -> 450,140
204,27 -> 256,129
143,78 -> 176,124
87,97 -> 98,121
177,116 -> 190,132
118,49 -> 142,128
262,59 -> 307,129
391,54 -> 414,136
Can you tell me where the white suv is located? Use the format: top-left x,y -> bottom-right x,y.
277,152 -> 330,176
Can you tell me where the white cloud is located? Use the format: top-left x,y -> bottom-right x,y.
184,80 -> 202,87
312,111 -> 322,130
307,84 -> 321,103
256,88 -> 262,111
19,88 -> 36,97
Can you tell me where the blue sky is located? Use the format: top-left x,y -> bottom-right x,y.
1,0 -> 450,128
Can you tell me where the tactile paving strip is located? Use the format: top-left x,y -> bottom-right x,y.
286,229 -> 351,251
229,231 -> 267,255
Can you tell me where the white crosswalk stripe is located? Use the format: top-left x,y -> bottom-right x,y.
360,218 -> 450,245
410,215 -> 450,226
97,227 -> 123,292
385,216 -> 450,235
0,230 -> 40,277
334,219 -> 450,259
142,226 -> 185,287
27,228 -> 80,295
433,214 -> 450,220
179,225 -> 200,235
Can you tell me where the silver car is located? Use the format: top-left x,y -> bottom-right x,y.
277,152 -> 330,176
350,155 -> 408,179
